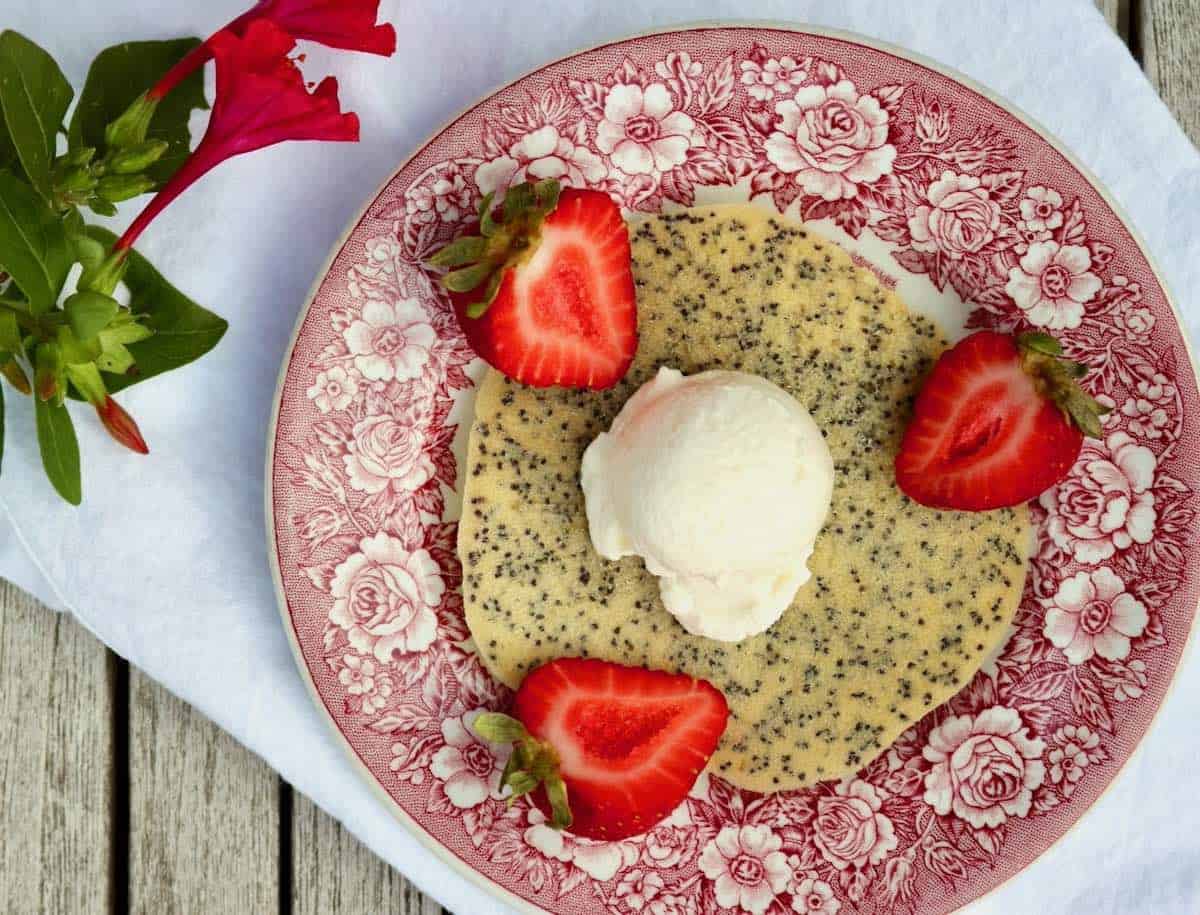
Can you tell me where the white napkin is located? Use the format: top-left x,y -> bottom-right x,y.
3,1 -> 1199,913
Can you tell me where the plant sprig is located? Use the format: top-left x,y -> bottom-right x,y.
0,30 -> 225,503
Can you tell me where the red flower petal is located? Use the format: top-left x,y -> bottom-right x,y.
151,0 -> 394,100
230,0 -> 397,56
118,20 -> 358,250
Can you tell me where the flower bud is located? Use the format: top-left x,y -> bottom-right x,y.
88,197 -> 118,217
108,140 -> 169,175
34,343 -> 63,403
105,92 -> 159,149
80,249 -> 129,297
96,395 -> 149,454
96,174 -> 156,204
65,291 -> 120,342
61,146 -> 96,168
58,166 -> 97,194
1,357 -> 31,395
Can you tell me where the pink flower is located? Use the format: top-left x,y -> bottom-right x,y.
1043,567 -> 1147,665
474,125 -> 607,195
1014,224 -> 1052,255
698,825 -> 791,915
307,365 -> 358,412
1115,299 -> 1156,343
907,171 -> 1002,260
1018,185 -> 1064,232
338,654 -> 392,713
923,706 -> 1045,829
1005,240 -> 1102,330
655,52 -> 703,82
812,779 -> 897,870
740,57 -> 808,101
328,533 -> 444,661
150,0 -> 395,101
640,807 -> 699,869
914,95 -> 951,148
647,895 -> 700,915
430,710 -> 507,808
343,411 -> 435,494
406,171 -> 474,226
1042,431 -> 1157,563
596,83 -> 698,176
764,80 -> 896,201
1047,724 -> 1101,796
522,808 -> 635,880
790,876 -> 841,915
117,21 -> 359,251
1120,373 -> 1175,440
343,299 -> 436,382
615,869 -> 666,912
1122,398 -> 1170,440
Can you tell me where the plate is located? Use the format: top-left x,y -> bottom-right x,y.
267,25 -> 1199,915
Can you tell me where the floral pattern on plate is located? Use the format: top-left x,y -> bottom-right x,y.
269,27 -> 1199,915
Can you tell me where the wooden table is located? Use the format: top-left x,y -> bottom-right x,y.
2,3 -> 1196,912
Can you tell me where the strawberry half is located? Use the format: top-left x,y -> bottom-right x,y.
895,331 -> 1109,511
428,179 -> 637,389
473,657 -> 728,840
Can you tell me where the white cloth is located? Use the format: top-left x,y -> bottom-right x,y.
2,1 -> 1199,912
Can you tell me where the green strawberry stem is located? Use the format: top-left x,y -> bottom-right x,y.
426,179 -> 563,318
1015,332 -> 1110,438
473,712 -> 573,830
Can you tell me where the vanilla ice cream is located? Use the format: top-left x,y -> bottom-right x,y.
580,366 -> 834,642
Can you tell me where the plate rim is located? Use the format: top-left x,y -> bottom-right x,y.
264,20 -> 1200,915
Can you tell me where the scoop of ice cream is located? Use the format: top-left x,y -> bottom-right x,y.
581,366 -> 834,642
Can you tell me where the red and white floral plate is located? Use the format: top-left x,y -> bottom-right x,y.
267,25 -> 1199,915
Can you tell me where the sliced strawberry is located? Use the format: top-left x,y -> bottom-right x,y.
895,331 -> 1108,511
473,657 -> 728,840
428,179 -> 637,389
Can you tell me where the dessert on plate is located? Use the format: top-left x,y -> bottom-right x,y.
428,179 -> 1105,830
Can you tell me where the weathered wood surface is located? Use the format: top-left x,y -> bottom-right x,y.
0,581 -> 114,915
1142,0 -> 1200,142
292,794 -> 446,915
0,3 -> 1196,913
128,670 -> 280,914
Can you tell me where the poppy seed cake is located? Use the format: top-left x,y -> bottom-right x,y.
458,205 -> 1030,792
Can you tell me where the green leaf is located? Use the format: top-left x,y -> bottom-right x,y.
0,112 -> 17,173
472,713 -> 528,743
0,308 -> 19,354
66,291 -> 119,341
65,361 -> 106,404
1017,332 -> 1063,356
96,342 -> 134,374
86,226 -> 226,392
427,235 -> 488,268
70,38 -> 208,184
0,169 -> 72,312
443,261 -> 492,293
0,31 -> 72,195
35,396 -> 80,503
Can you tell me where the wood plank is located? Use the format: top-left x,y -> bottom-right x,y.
129,670 -> 280,914
1095,0 -> 1132,40
0,581 -> 114,915
292,792 -> 446,915
1141,0 -> 1200,143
